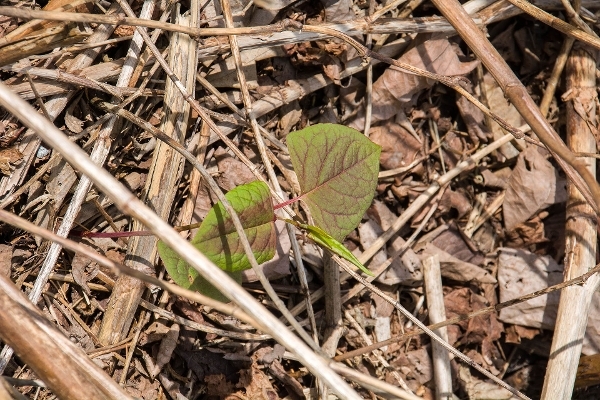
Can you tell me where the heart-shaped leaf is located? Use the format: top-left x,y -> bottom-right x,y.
157,181 -> 276,298
287,124 -> 381,241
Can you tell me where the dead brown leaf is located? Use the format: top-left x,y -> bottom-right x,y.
503,146 -> 565,231
0,146 -> 23,175
445,287 -> 502,350
139,321 -> 171,346
490,22 -> 520,66
369,123 -> 422,170
480,167 -> 511,189
498,248 -> 600,355
71,253 -> 98,296
438,188 -> 472,219
215,147 -> 256,191
431,227 -> 482,265
391,347 -> 432,390
151,323 -> 180,379
205,374 -> 236,398
350,36 -> 479,130
237,362 -> 279,400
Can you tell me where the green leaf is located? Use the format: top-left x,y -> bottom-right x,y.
287,124 -> 381,242
157,181 -> 276,298
190,181 -> 276,271
284,219 -> 374,276
157,241 -> 242,302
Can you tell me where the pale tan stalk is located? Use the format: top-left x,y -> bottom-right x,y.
423,255 -> 453,400
98,0 -> 192,346
541,45 -> 600,399
0,275 -> 131,400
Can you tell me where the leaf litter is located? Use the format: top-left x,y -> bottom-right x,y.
2,0 -> 600,399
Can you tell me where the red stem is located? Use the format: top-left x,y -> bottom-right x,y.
70,230 -> 154,238
273,195 -> 302,210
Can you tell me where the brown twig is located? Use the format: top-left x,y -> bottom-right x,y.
505,0 -> 600,49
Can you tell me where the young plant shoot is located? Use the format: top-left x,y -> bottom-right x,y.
157,124 -> 381,299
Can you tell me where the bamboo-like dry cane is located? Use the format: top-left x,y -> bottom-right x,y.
541,45 -> 600,400
423,255 -> 453,400
97,0 -> 189,347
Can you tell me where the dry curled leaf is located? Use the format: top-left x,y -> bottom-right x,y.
151,324 -> 180,379
503,146 -> 566,231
